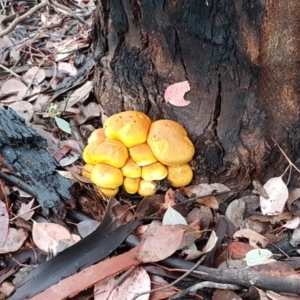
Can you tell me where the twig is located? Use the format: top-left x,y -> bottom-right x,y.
0,170 -> 38,198
0,63 -> 22,79
0,0 -> 49,38
271,137 -> 300,174
10,205 -> 41,222
50,0 -> 87,25
125,235 -> 300,295
0,62 -> 30,87
169,282 -> 242,299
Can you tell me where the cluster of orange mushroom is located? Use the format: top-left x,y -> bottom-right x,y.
82,111 -> 195,197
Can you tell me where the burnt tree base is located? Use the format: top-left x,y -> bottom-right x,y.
92,0 -> 300,189
0,108 -> 72,215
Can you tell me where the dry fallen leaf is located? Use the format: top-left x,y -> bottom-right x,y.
23,66 -> 46,84
228,241 -> 255,259
150,274 -> 177,299
233,228 -> 268,248
0,228 -> 28,254
225,199 -> 245,230
250,211 -> 292,225
186,206 -> 213,229
163,188 -> 178,208
284,216 -> 300,229
0,201 -> 9,247
287,188 -> 300,215
8,101 -> 34,124
182,230 -> 217,260
164,81 -> 191,107
94,266 -> 150,300
73,102 -> 100,125
58,62 -> 77,77
266,290 -> 297,300
32,221 -> 79,255
184,183 -> 230,197
260,177 -> 289,215
0,78 -> 27,102
17,199 -> 35,220
290,226 -> 300,247
197,195 -> 219,209
135,225 -> 189,263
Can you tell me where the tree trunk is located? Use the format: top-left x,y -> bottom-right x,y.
92,0 -> 300,189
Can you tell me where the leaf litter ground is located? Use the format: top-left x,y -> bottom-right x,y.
0,1 -> 300,300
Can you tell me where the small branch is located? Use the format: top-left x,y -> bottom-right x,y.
170,282 -> 242,299
0,63 -> 23,80
50,0 -> 87,25
10,205 -> 41,222
0,170 -> 38,198
125,235 -> 300,296
0,0 -> 49,38
271,137 -> 300,174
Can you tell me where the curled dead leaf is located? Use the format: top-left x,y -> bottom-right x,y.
233,228 -> 268,248
260,177 -> 288,216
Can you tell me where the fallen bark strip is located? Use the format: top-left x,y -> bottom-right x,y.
29,245 -> 141,300
125,235 -> 300,295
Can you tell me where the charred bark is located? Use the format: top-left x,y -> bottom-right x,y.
0,108 -> 72,215
92,0 -> 300,188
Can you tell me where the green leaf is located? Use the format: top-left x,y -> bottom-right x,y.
244,249 -> 273,266
54,116 -> 71,134
163,204 -> 187,226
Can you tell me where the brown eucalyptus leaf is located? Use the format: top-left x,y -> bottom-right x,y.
17,199 -> 35,220
0,78 -> 27,102
197,195 -> 219,209
23,66 -> 45,84
135,225 -> 185,263
225,199 -> 245,230
0,228 -> 28,254
32,222 -> 78,255
233,228 -> 268,248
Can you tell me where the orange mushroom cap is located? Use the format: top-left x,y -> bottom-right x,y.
87,128 -> 106,144
147,120 -> 195,166
138,180 -> 157,197
82,141 -> 101,165
167,164 -> 193,187
83,139 -> 128,168
91,164 -> 123,189
104,111 -> 151,148
98,186 -> 119,197
121,157 -> 142,178
123,177 -> 141,194
82,163 -> 94,179
141,162 -> 168,181
129,143 -> 157,166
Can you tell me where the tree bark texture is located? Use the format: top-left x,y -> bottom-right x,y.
93,0 -> 300,188
0,108 -> 72,215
